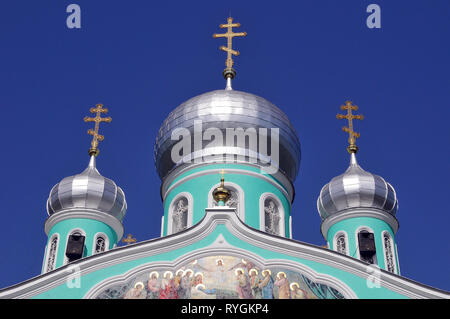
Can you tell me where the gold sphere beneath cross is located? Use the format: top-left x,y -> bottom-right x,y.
223,68 -> 237,79
88,147 -> 100,157
213,178 -> 231,204
347,144 -> 359,154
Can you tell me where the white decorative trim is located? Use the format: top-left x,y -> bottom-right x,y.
43,233 -> 60,274
45,208 -> 124,240
395,243 -> 401,275
163,166 -> 293,205
289,216 -> 293,239
381,231 -> 398,274
259,192 -> 286,237
333,231 -> 349,256
208,181 -> 245,221
63,228 -> 86,266
166,192 -> 193,235
41,246 -> 47,274
160,215 -> 164,237
321,207 -> 399,240
92,232 -> 110,255
1,208 -> 449,299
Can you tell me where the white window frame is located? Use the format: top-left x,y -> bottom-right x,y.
208,181 -> 245,221
381,231 -> 398,274
355,226 -> 377,264
63,228 -> 86,265
259,193 -> 286,237
395,243 -> 401,275
289,216 -> 293,239
44,233 -> 60,273
41,245 -> 47,274
92,232 -> 110,255
333,231 -> 349,256
167,192 -> 193,235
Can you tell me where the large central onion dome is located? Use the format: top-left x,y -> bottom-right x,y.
317,153 -> 398,221
47,156 -> 127,221
154,89 -> 301,182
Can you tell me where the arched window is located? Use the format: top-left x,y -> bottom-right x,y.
64,229 -> 86,265
334,232 -> 348,255
383,232 -> 396,273
172,197 -> 188,233
264,199 -> 280,235
93,234 -> 109,254
167,192 -> 193,235
45,234 -> 59,273
357,229 -> 377,265
259,194 -> 285,236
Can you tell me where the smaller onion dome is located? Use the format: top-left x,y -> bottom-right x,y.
47,156 -> 127,221
317,153 -> 398,220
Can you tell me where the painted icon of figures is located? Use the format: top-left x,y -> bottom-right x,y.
290,282 -> 308,299
259,269 -> 274,299
235,268 -> 254,299
174,269 -> 184,293
194,283 -> 239,299
193,272 -> 203,287
214,259 -> 227,288
274,272 -> 291,299
178,269 -> 194,299
159,271 -> 177,299
249,269 -> 262,299
123,282 -> 147,299
146,271 -> 160,299
98,255 -> 345,300
229,258 -> 256,274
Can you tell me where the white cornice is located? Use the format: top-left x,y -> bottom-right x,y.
1,208 -> 447,299
44,209 -> 124,240
161,162 -> 294,204
321,208 -> 399,239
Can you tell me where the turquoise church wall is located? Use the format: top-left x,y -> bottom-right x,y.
162,163 -> 292,237
43,218 -> 118,271
327,217 -> 400,274
32,224 -> 408,299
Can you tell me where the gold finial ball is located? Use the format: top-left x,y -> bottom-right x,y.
347,144 -> 359,154
213,178 -> 231,204
223,68 -> 236,79
89,147 -> 99,157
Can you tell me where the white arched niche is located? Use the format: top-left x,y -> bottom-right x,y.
259,193 -> 286,237
167,192 -> 194,235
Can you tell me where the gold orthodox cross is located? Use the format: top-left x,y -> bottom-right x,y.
122,234 -> 137,245
336,101 -> 364,153
84,103 -> 112,156
213,17 -> 247,78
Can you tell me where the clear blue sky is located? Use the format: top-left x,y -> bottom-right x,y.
0,0 -> 448,292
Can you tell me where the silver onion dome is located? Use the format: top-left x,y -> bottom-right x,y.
154,89 -> 301,182
317,153 -> 398,220
47,156 -> 127,221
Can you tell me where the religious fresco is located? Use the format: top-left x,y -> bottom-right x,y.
95,255 -> 345,299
